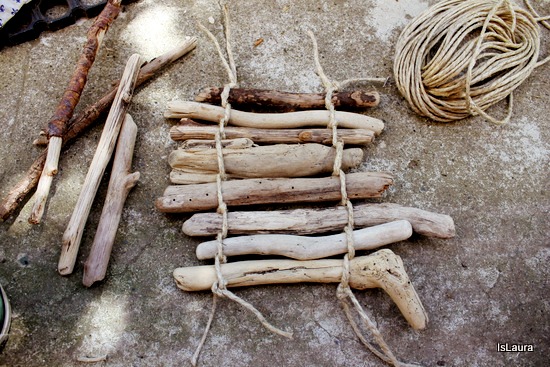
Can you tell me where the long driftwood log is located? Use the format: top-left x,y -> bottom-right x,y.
30,0 -> 123,224
195,87 -> 380,111
182,202 -> 455,239
170,119 -> 374,145
0,38 -> 197,222
58,54 -> 145,276
83,114 -> 139,287
168,143 -> 363,179
156,172 -> 393,213
165,101 -> 385,135
196,220 -> 413,260
174,249 -> 428,330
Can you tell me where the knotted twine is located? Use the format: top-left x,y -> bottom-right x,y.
191,6 -> 292,366
394,0 -> 549,124
308,32 -> 421,367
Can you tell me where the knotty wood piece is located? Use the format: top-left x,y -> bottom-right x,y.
58,54 -> 145,276
82,114 -> 139,287
196,220 -> 413,260
165,101 -> 384,135
0,38 -> 197,222
174,249 -> 428,330
168,143 -> 363,179
29,0 -> 122,224
156,172 -> 393,213
170,119 -> 374,145
195,87 -> 380,110
182,202 -> 455,238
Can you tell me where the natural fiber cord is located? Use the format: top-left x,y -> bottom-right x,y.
393,0 -> 548,124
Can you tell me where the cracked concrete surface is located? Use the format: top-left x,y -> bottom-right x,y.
0,0 -> 549,366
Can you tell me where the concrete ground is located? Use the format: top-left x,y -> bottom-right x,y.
0,0 -> 548,366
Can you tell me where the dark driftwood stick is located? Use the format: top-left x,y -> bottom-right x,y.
182,203 -> 456,239
156,172 -> 393,213
0,38 -> 197,222
170,119 -> 374,145
195,87 -> 380,111
30,0 -> 122,224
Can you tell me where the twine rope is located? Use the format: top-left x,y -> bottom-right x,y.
192,6 -> 291,366
308,31 -> 420,367
393,0 -> 549,125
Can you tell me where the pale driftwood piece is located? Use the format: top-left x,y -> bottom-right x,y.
82,115 -> 139,287
174,249 -> 428,330
195,87 -> 380,110
28,137 -> 62,224
156,172 -> 393,213
0,38 -> 196,222
29,1 -> 122,224
182,202 -> 455,239
58,54 -> 145,276
165,101 -> 384,135
170,119 -> 374,145
196,220 -> 413,260
168,143 -> 363,179
181,138 -> 254,150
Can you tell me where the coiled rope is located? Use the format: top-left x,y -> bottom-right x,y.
393,0 -> 549,124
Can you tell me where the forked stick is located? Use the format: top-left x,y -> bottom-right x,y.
82,114 -> 139,287
174,249 -> 428,330
196,220 -> 413,260
165,101 -> 385,134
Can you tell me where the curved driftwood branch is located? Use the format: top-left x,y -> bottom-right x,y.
196,220 -> 413,260
174,249 -> 428,330
165,101 -> 384,134
182,202 -> 455,239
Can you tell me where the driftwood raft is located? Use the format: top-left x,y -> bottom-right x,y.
158,87 -> 455,332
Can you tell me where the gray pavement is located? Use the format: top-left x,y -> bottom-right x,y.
0,0 -> 548,366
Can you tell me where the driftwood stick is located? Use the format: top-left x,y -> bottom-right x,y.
30,0 -> 122,224
82,115 -> 139,287
182,203 -> 455,239
170,119 -> 374,145
196,220 -> 413,260
156,172 -> 393,213
174,249 -> 428,330
195,87 -> 380,111
165,101 -> 385,135
0,38 -> 197,222
58,54 -> 145,276
168,143 -> 363,179
180,138 -> 254,150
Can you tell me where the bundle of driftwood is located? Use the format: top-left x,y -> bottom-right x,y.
157,88 -> 455,335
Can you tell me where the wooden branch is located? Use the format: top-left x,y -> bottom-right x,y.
196,220 -> 413,260
170,119 -> 374,145
156,172 -> 393,213
29,0 -> 122,224
0,38 -> 197,222
180,137 -> 254,150
165,101 -> 385,135
28,137 -> 62,224
174,249 -> 428,330
168,143 -> 363,179
82,114 -> 139,287
58,54 -> 145,276
195,87 -> 380,111
182,203 -> 455,239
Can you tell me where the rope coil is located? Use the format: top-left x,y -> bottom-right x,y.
393,0 -> 548,124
